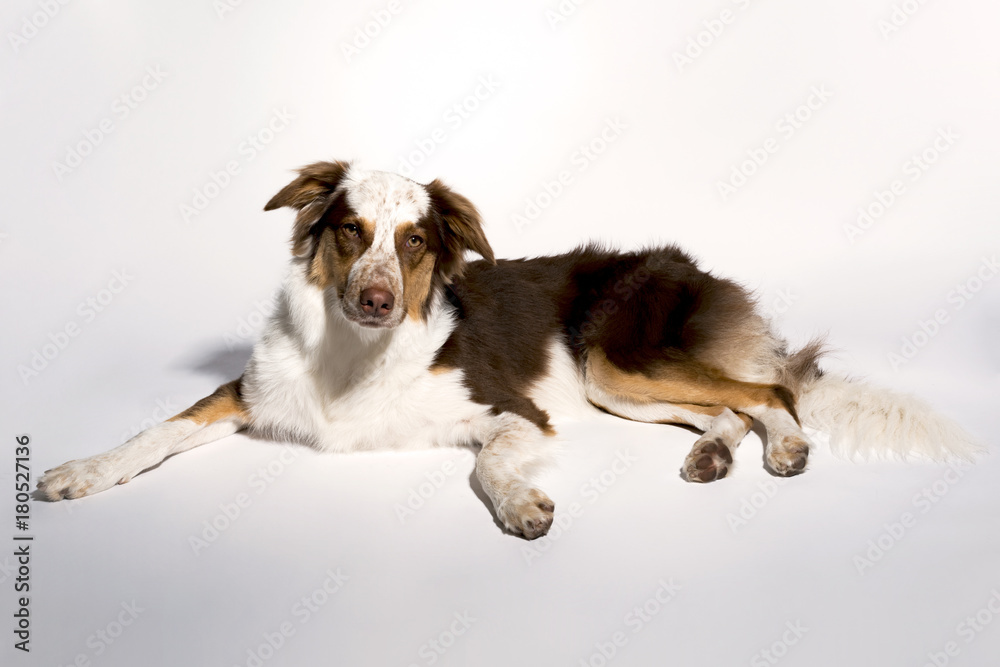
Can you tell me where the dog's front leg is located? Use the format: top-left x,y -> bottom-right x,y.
38,379 -> 247,500
475,413 -> 555,540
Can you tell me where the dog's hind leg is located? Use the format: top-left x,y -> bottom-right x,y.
473,412 -> 556,540
585,372 -> 753,482
584,349 -> 809,479
37,378 -> 249,501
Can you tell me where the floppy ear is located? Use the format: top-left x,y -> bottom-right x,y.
425,179 -> 495,281
264,160 -> 352,256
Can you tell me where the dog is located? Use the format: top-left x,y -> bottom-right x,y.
37,160 -> 983,539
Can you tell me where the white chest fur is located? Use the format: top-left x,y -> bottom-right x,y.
242,262 -> 489,452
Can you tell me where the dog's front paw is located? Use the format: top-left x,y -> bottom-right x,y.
37,456 -> 124,501
496,487 -> 555,540
682,437 -> 733,483
766,434 -> 810,476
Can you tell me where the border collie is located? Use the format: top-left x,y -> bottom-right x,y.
37,161 -> 982,539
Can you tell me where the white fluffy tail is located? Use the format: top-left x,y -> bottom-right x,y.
796,374 -> 986,462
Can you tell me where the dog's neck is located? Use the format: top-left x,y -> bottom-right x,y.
278,259 -> 454,393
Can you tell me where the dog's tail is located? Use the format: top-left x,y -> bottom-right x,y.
775,340 -> 985,461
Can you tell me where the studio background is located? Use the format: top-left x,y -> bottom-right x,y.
2,1 -> 999,665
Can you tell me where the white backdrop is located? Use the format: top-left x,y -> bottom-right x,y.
2,1 -> 999,666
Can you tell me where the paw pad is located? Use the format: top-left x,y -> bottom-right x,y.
683,438 -> 732,483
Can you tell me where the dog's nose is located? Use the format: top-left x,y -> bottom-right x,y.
359,288 -> 395,316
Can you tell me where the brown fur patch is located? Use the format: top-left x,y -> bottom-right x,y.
264,161 -> 352,257
168,378 -> 248,425
424,179 -> 495,281
587,349 -> 798,422
650,403 -> 729,423
667,403 -> 728,417
394,222 -> 438,320
777,337 -> 826,394
307,216 -> 372,290
307,227 -> 337,288
405,257 -> 436,321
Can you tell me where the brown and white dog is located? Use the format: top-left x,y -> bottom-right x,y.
37,161 -> 982,539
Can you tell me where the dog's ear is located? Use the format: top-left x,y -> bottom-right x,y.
265,161 -> 352,256
425,179 -> 495,281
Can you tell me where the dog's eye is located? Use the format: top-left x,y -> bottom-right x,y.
342,223 -> 359,237
407,235 -> 424,248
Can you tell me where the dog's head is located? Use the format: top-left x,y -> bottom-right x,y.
265,161 -> 494,329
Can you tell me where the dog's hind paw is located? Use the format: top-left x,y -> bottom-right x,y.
766,434 -> 810,476
682,437 -> 733,483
